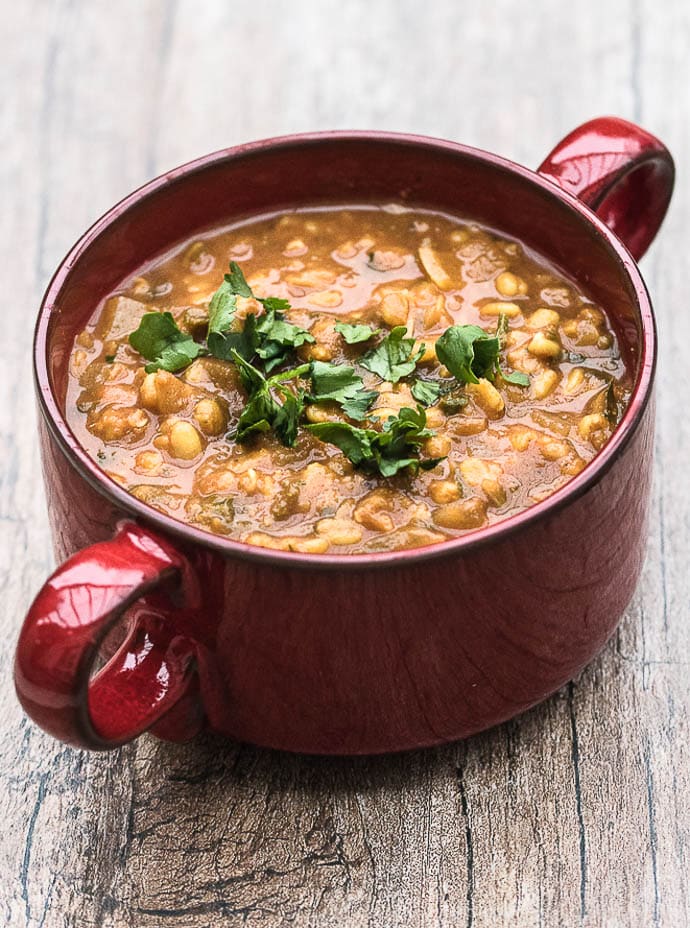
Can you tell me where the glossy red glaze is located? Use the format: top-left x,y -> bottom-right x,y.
538,115 -> 673,261
16,117 -> 674,753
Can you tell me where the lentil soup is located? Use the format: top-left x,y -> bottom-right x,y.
66,205 -> 632,554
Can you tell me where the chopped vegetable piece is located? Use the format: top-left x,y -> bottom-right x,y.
418,239 -> 454,290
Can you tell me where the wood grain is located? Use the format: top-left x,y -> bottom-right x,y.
1,1 -> 688,925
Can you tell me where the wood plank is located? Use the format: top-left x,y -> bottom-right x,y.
0,0 -> 688,925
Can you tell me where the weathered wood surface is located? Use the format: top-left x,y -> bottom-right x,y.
1,1 -> 688,925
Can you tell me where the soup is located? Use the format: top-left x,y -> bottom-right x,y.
66,205 -> 632,554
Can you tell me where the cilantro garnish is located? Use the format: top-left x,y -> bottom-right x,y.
435,324 -> 498,384
308,361 -> 377,420
435,315 -> 529,387
334,321 -> 379,344
128,312 -> 201,373
499,367 -> 530,387
206,262 -> 313,371
126,258 -> 527,471
411,378 -> 444,406
252,310 -> 314,372
231,350 -> 309,447
207,278 -> 238,345
224,261 -> 253,297
360,326 -> 425,383
307,405 -> 443,477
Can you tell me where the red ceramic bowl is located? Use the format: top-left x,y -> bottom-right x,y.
15,117 -> 674,754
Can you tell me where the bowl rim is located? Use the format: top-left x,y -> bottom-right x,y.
34,129 -> 657,571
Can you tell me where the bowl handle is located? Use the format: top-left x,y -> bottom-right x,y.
14,521 -> 203,750
538,115 -> 674,260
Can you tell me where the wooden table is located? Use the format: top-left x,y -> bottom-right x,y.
2,2 -> 688,925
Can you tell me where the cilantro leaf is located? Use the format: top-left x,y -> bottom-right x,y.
435,324 -> 498,384
360,326 -> 425,383
206,263 -> 313,371
411,378 -> 444,406
207,279 -> 241,359
500,369 -> 530,387
334,321 -> 379,344
435,319 -> 529,388
128,312 -> 201,373
254,310 -> 314,372
207,279 -> 237,338
309,361 -> 377,420
273,389 -> 304,446
224,261 -> 253,298
376,406 -> 442,477
308,405 -> 443,477
231,350 -> 307,447
235,388 -> 281,441
260,296 -> 292,313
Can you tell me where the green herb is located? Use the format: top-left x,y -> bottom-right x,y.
499,368 -> 530,387
308,361 -> 377,420
253,310 -> 314,372
224,261 -> 253,298
334,321 -> 379,344
128,312 -> 201,373
231,350 -> 309,447
308,405 -> 444,477
206,262 -> 313,371
411,378 -> 444,406
207,279 -> 238,338
435,324 -> 498,384
360,326 -> 425,383
435,317 -> 529,387
104,354 -> 115,363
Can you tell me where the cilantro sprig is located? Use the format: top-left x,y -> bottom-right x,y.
334,321 -> 379,344
435,315 -> 529,387
206,262 -> 313,371
231,351 -> 309,447
128,312 -> 201,373
307,406 -> 443,477
360,326 -> 425,383
308,361 -> 377,420
129,261 -> 313,375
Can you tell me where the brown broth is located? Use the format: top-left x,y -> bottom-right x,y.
66,205 -> 632,554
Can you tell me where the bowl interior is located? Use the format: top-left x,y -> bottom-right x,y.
35,133 -> 652,567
